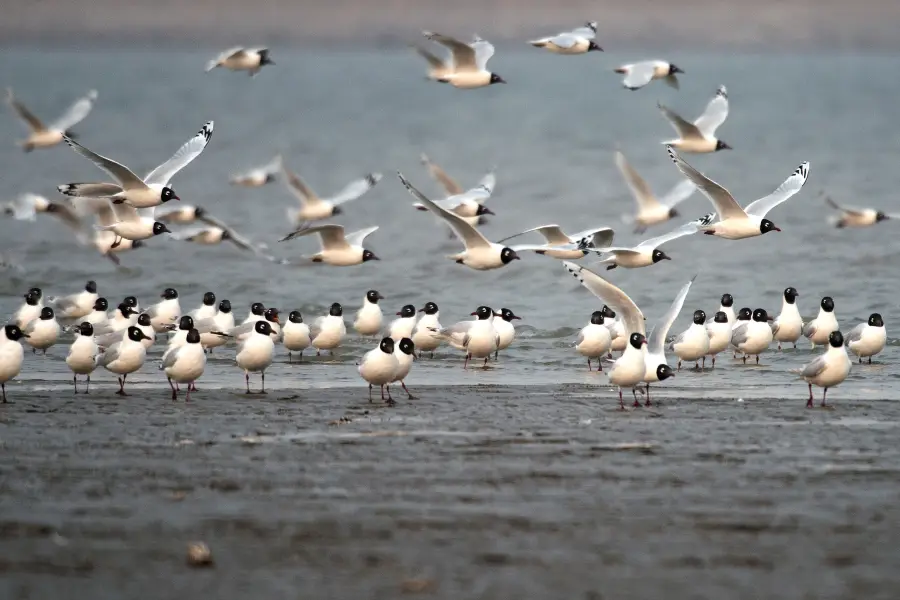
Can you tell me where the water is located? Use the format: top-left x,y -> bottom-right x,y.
2,49 -> 900,597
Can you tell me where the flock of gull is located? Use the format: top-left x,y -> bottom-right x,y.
0,25 -> 893,407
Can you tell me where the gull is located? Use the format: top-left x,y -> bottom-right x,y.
94,202 -> 172,248
230,155 -> 282,187
846,313 -> 886,364
576,310 -> 612,371
201,300 -> 234,352
161,328 -> 206,402
398,172 -> 547,270
772,287 -> 802,350
13,289 -> 42,329
640,278 -> 694,402
66,322 -> 99,394
359,337 -> 400,403
279,224 -> 380,266
311,303 -> 346,355
615,61 -> 683,90
24,307 -> 60,354
0,324 -> 28,403
731,308 -> 774,364
496,224 -> 614,260
47,280 -> 99,321
97,326 -> 153,395
389,304 -> 418,342
412,302 -> 442,358
82,297 -> 110,327
493,308 -> 521,359
730,307 -> 752,358
282,163 -> 382,225
432,306 -> 499,369
2,193 -> 91,243
658,86 -> 730,153
667,146 -> 810,239
146,288 -> 181,333
205,47 -> 274,76
670,310 -> 709,370
420,153 -> 494,198
235,321 -> 276,393
589,215 -> 711,270
413,177 -> 497,226
157,205 -> 209,224
81,199 -> 145,264
6,88 -> 98,152
422,32 -> 506,88
603,306 -> 627,353
228,309 -> 280,343
798,331 -> 851,408
824,195 -> 898,228
353,290 -> 386,336
169,224 -> 272,259
529,21 -> 603,54
705,311 -> 732,368
95,312 -> 156,351
57,121 -> 213,208
282,311 -> 311,363
615,151 -> 696,233
162,316 -> 198,359
105,302 -> 139,334
410,42 -> 456,81
390,337 -> 417,400
190,292 -> 218,321
803,296 -> 839,348
242,303 -> 266,326
718,293 -> 736,324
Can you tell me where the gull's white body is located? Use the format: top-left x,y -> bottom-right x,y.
706,320 -> 732,358
671,323 -> 709,363
353,300 -> 383,336
359,347 -> 399,386
282,320 -> 312,353
98,336 -> 147,376
66,334 -> 99,375
847,323 -> 886,360
773,301 -> 803,345
576,323 -> 612,360
311,315 -> 346,351
0,329 -> 26,385
412,313 -> 442,353
25,317 -> 60,351
804,309 -> 839,347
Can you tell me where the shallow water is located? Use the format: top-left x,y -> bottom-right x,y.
1,49 -> 899,597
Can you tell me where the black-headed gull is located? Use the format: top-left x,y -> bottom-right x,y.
497,224 -> 614,260
390,337 -> 417,400
846,313 -> 886,364
658,86 -> 730,153
0,324 -> 29,403
589,215 -> 710,270
282,311 -> 311,363
13,290 -> 42,329
6,88 -> 97,151
24,307 -> 60,354
422,32 -> 505,88
412,302 -> 442,358
705,312 -> 731,368
279,224 -> 379,266
160,328 -> 206,402
353,290 -> 385,336
47,280 -> 98,320
230,155 -> 282,187
667,146 -> 810,239
97,326 -> 153,395
615,151 -> 696,233
824,195 -> 899,228
530,22 -> 602,54
731,309 -> 774,364
66,322 -> 99,394
235,321 -> 276,393
670,310 -> 709,370
493,308 -> 520,359
389,305 -> 418,342
2,193 -> 90,243
359,337 -> 399,403
432,306 -> 499,369
803,297 -> 838,348
615,61 -> 682,90
576,311 -> 612,371
311,303 -> 346,355
797,331 -> 851,408
772,287 -> 802,350
205,47 -> 274,76
282,163 -> 381,225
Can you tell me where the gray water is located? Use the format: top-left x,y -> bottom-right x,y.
2,49 -> 900,598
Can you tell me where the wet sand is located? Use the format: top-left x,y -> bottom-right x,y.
2,384 -> 900,599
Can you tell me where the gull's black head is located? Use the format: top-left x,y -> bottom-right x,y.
160,187 -> 179,203
331,206 -> 343,216
259,49 -> 275,66
869,313 -> 884,327
420,302 -> 439,315
715,140 -> 732,151
500,308 -> 521,322
783,287 -> 799,304
218,300 -> 232,314
250,302 -> 265,316
397,304 -> 416,318
489,73 -> 506,85
752,308 -> 769,323
713,311 -> 729,324
876,211 -> 889,223
4,324 -> 26,341
398,337 -> 415,355
202,292 -> 216,306
379,336 -> 395,354
476,204 -> 494,217
587,40 -> 603,52
656,364 -> 676,381
28,287 -> 42,300
737,307 -> 752,321
161,288 -> 179,300
152,221 -> 172,235
692,309 -> 706,325
186,328 -> 201,344
720,294 -> 734,308
472,306 -> 494,320
178,315 -> 194,331
828,330 -> 844,348
39,307 -> 54,320
117,303 -> 136,318
500,247 -> 520,264
264,307 -> 280,324
759,218 -> 780,235
651,249 -> 671,263
132,240 -> 145,249
601,305 -> 616,319
366,290 -> 384,304
123,296 -> 138,308
362,249 -> 379,262
255,320 -> 273,336
93,297 -> 108,312
629,332 -> 647,349
220,229 -> 232,242
821,296 -> 835,312
193,206 -> 206,219
669,64 -> 684,75
590,310 -> 604,325
668,207 -> 680,219
78,322 -> 94,337
127,326 -> 151,343
329,302 -> 343,317
85,280 -> 98,293
137,313 -> 152,327
288,310 -> 303,324
24,291 -> 39,306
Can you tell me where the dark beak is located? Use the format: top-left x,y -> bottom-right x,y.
162,225 -> 172,233
496,76 -> 507,84
377,293 -> 385,300
172,194 -> 181,201
512,316 -> 522,320
673,66 -> 684,74
774,227 -> 782,232
418,308 -> 425,313
482,207 -> 495,216
470,311 -> 477,316
721,142 -> 732,150
160,293 -> 166,298
369,254 -> 380,261
21,332 -> 30,338
396,312 -> 402,316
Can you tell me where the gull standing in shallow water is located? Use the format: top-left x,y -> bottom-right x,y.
282,311 -> 311,363
576,310 -> 612,371
493,308 -> 521,359
705,311 -> 732,368
235,321 -> 276,393
311,303 -> 346,356
803,296 -> 839,348
353,290 -> 385,336
359,338 -> 400,403
846,313 -> 886,364
732,309 -> 774,364
0,324 -> 29,403
412,302 -> 442,358
798,331 -> 851,408
390,338 -> 417,400
161,328 -> 206,401
433,306 -> 499,369
670,310 -> 710,370
772,287 -> 802,350
96,326 -> 153,395
66,322 -> 99,394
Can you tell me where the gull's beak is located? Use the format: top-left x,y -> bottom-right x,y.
377,293 -> 385,300
470,311 -> 478,316
482,207 -> 495,216
172,194 -> 181,201
642,340 -> 648,345
21,332 -> 30,338
512,315 -> 522,320
418,308 -> 425,312
774,227 -> 782,232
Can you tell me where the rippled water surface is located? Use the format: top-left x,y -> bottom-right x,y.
1,49 -> 899,598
